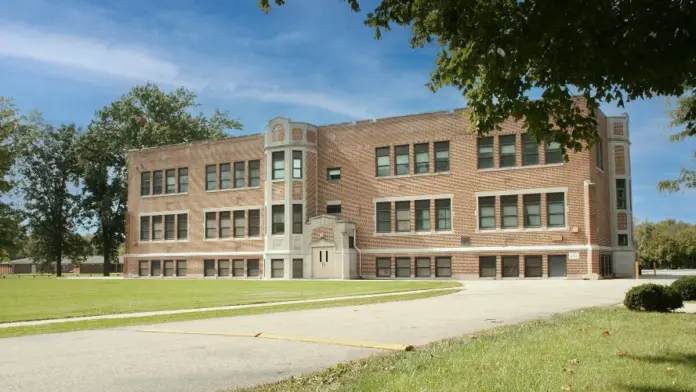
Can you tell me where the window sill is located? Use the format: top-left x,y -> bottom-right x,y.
477,163 -> 563,173
475,226 -> 570,233
204,237 -> 261,242
205,186 -> 261,193
142,192 -> 188,199
373,230 -> 454,237
138,240 -> 190,244
271,179 -> 285,183
376,172 -> 451,180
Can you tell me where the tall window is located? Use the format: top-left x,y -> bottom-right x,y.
523,194 -> 542,228
176,260 -> 187,277
178,168 -> 188,193
177,213 -> 188,240
164,214 -> 175,240
525,255 -> 543,277
376,202 -> 391,233
165,169 -> 176,194
546,142 -> 562,164
205,165 -> 216,191
219,163 -> 231,190
205,212 -> 217,239
435,199 -> 452,231
522,134 -> 539,166
152,216 -> 162,240
248,209 -> 260,237
139,216 -> 150,241
395,145 -> 409,175
478,196 -> 496,230
292,151 -> 303,179
501,195 -> 518,229
415,200 -> 430,231
247,259 -> 260,277
596,139 -> 604,170
436,257 -> 452,277
478,137 -> 494,169
547,193 -> 566,227
414,143 -> 429,174
152,170 -> 163,194
271,259 -> 284,278
376,147 -> 390,177
292,204 -> 303,234
141,172 -> 151,196
234,162 -> 245,188
434,141 -> 450,172
219,211 -> 231,238
233,260 -> 245,277
204,260 -> 216,277
502,256 -> 519,278
218,260 -> 230,276
272,205 -> 285,234
376,258 -> 391,277
233,210 -> 245,238
272,151 -> 285,180
616,179 -> 627,209
396,257 -> 411,278
395,201 -> 410,232
416,257 -> 431,277
499,135 -> 516,167
248,160 -> 260,187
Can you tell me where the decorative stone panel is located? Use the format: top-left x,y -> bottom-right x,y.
614,145 -> 625,174
617,212 -> 628,230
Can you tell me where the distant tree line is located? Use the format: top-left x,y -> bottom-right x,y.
636,220 -> 696,269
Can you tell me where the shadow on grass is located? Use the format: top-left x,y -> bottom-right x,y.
617,385 -> 694,392
628,353 -> 696,369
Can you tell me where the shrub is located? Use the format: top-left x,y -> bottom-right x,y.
623,284 -> 683,312
671,276 -> 696,301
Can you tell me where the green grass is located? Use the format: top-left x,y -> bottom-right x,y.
234,308 -> 696,392
0,289 -> 459,338
0,279 -> 460,323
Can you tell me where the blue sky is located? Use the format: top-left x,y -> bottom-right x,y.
0,0 -> 694,223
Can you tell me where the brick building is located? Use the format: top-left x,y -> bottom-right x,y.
124,106 -> 636,279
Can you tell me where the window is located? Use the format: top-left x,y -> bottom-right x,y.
478,137 -> 494,169
248,160 -> 260,187
165,169 -> 176,194
139,261 -> 149,277
292,204 -> 303,234
522,134 -> 539,166
414,143 -> 429,174
151,261 -> 161,276
327,203 -> 341,214
547,193 -> 566,227
219,163 -> 231,190
376,258 -> 391,277
205,212 -> 217,239
435,257 -> 452,277
499,135 -> 516,167
478,196 -> 496,230
271,259 -> 284,278
618,234 -> 629,246
247,259 -> 260,277
596,139 -> 604,170
141,172 -> 151,196
523,194 -> 542,228
435,199 -> 452,231
176,260 -> 186,277
396,258 -> 411,277
395,201 -> 410,232
248,210 -> 260,237
616,179 -> 627,209
376,147 -> 390,177
272,151 -> 285,180
233,260 -> 245,277
218,260 -> 230,276
546,142 -> 562,164
502,256 -> 519,278
376,202 -> 391,233
479,256 -> 496,278
152,170 -> 163,194
164,214 -> 175,240
600,254 -> 614,277
292,259 -> 303,278
234,210 -> 245,238
206,165 -> 216,191
434,141 -> 450,172
164,260 -> 174,276
415,200 -> 430,231
501,195 -> 518,229
139,216 -> 150,241
178,168 -> 188,193
395,145 -> 409,175
204,260 -> 215,277
525,256 -> 543,277
152,216 -> 162,240
219,211 -> 231,238
416,257 -> 431,277
272,205 -> 285,234
348,236 -> 355,248
327,168 -> 341,181
234,161 -> 245,188
177,214 -> 188,240
292,151 -> 303,179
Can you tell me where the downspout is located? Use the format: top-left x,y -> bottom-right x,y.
353,228 -> 362,279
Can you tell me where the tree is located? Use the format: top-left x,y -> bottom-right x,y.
21,124 -> 88,276
635,220 -> 696,270
658,92 -> 696,192
261,0 -> 696,157
79,83 -> 242,275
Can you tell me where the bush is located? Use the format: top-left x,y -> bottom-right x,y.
623,284 -> 683,312
671,276 -> 696,301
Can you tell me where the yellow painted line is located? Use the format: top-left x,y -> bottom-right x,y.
137,329 -> 413,351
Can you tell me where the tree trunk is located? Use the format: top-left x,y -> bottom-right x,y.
103,243 -> 111,277
653,262 -> 657,277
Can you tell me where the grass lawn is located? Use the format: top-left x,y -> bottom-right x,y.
0,289 -> 459,338
235,308 -> 696,392
0,279 -> 460,323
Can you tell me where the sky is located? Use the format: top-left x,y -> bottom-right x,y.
0,0 -> 694,223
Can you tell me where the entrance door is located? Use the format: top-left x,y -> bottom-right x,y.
548,255 -> 567,277
312,247 -> 334,278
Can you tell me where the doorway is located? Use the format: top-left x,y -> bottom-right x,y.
548,255 -> 567,277
312,247 -> 334,278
